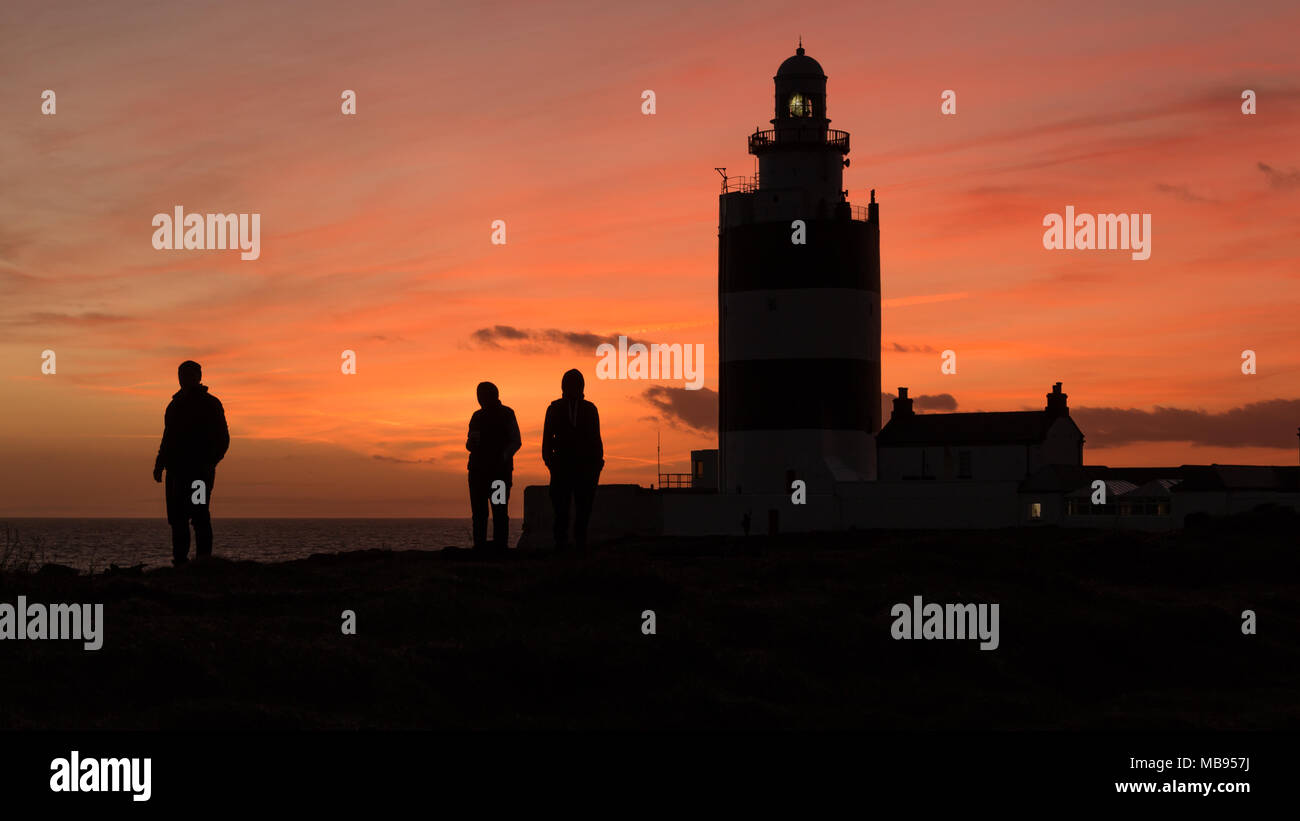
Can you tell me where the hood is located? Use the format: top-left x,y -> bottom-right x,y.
561,369 -> 584,399
476,381 -> 501,409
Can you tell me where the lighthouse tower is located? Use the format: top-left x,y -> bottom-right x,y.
718,44 -> 881,494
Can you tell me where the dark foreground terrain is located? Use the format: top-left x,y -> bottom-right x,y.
2,514 -> 1297,730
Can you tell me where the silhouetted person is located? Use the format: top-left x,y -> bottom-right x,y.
153,361 -> 229,565
542,369 -> 603,555
466,381 -> 522,551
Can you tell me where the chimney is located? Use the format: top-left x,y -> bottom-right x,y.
1046,382 -> 1068,418
892,387 -> 914,420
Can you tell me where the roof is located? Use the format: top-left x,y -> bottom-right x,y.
1129,478 -> 1181,497
1060,478 -> 1181,498
1021,465 -> 1183,493
876,410 -> 1078,447
777,47 -> 825,78
1066,479 -> 1139,498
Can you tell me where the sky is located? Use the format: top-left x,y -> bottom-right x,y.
1,0 -> 1298,517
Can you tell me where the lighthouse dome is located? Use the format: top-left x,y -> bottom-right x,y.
776,46 -> 825,78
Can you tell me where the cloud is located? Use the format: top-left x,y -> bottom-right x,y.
878,389 -> 961,415
371,454 -> 439,465
642,386 -> 718,432
888,342 -> 939,354
881,292 -> 969,308
881,392 -> 959,417
641,389 -> 1298,449
1074,399 -> 1300,448
1257,162 -> 1300,191
471,325 -> 531,348
0,311 -> 134,327
1154,183 -> 1216,203
0,227 -> 38,265
914,393 -> 958,411
0,269 -> 41,288
542,329 -> 612,350
964,185 -> 1027,196
646,389 -> 963,433
470,325 -> 646,354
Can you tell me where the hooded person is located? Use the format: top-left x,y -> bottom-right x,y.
466,381 -> 522,550
542,369 -> 604,554
153,360 -> 230,565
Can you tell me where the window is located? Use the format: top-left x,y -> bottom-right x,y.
1030,502 -> 1042,520
1118,500 -> 1171,516
958,450 -> 972,479
788,93 -> 813,118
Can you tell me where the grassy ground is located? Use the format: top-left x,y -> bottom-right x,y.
1,516 -> 1297,730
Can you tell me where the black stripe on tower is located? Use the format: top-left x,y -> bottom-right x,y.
721,359 -> 881,432
720,218 -> 879,293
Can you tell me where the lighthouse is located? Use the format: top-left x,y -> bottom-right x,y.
718,43 -> 881,494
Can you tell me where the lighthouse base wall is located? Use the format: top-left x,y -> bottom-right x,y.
513,478 -> 1299,547
721,429 -> 876,495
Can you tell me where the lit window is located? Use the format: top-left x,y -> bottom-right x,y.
788,93 -> 812,118
1030,502 -> 1042,520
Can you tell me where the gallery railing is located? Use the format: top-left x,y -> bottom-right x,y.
748,127 -> 850,154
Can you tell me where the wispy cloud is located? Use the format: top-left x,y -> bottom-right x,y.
647,390 -> 964,433
1154,183 -> 1216,203
371,453 -> 439,465
888,342 -> 939,354
471,325 -> 649,353
1074,399 -> 1300,448
1257,162 -> 1300,191
0,311 -> 134,327
881,293 -> 969,308
643,386 -> 717,432
881,392 -> 958,417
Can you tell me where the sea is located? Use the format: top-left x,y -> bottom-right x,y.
0,518 -> 482,573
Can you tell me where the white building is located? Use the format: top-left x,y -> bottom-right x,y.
876,383 -> 1083,482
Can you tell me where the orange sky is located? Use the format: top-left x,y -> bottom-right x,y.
2,0 -> 1298,516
